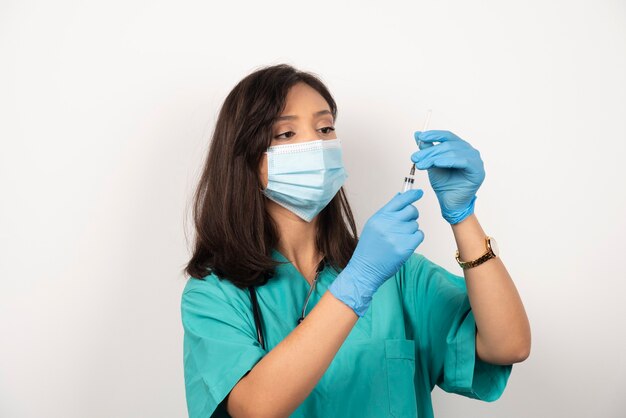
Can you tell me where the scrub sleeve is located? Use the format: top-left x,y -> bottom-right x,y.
181,277 -> 266,418
399,253 -> 512,403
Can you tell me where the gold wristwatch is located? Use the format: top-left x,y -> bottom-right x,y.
455,236 -> 499,270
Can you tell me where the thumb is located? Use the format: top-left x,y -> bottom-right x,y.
380,189 -> 424,212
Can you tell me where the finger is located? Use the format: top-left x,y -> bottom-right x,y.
413,131 -> 434,150
416,130 -> 465,145
395,203 -> 419,222
389,219 -> 419,235
410,230 -> 425,248
416,156 -> 470,170
415,147 -> 473,169
400,229 -> 425,250
411,141 -> 453,164
385,221 -> 417,234
404,220 -> 419,234
381,189 -> 424,212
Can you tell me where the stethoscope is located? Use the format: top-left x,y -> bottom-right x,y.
248,259 -> 326,351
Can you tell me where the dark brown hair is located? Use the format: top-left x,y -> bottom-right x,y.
183,63 -> 358,288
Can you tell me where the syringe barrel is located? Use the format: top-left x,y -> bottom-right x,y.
402,177 -> 415,192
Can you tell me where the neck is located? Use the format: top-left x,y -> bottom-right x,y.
267,200 -> 323,282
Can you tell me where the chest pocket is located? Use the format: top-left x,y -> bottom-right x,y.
310,337 -> 417,418
385,339 -> 418,418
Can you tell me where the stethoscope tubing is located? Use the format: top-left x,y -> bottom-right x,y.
248,259 -> 325,351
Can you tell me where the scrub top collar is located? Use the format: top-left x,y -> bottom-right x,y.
270,248 -> 334,285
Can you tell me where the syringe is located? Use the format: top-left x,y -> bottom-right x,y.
402,109 -> 432,192
401,164 -> 416,192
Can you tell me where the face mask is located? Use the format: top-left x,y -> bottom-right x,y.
262,139 -> 348,222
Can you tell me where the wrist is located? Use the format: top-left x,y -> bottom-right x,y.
443,195 -> 477,225
328,265 -> 373,317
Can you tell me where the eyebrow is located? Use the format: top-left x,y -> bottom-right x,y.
275,109 -> 333,121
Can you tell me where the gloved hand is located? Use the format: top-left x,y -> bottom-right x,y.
328,189 -> 425,317
411,130 -> 485,225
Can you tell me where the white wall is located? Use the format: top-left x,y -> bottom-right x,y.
1,1 -> 625,417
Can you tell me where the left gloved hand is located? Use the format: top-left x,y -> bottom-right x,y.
411,130 -> 485,225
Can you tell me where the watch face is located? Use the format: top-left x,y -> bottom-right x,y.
489,237 -> 500,257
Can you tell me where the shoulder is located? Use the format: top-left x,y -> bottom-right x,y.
181,272 -> 253,314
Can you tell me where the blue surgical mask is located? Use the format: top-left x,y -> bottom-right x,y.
262,139 -> 348,222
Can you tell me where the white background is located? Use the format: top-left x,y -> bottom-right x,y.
1,1 -> 625,417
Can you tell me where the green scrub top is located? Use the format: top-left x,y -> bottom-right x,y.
181,250 -> 512,418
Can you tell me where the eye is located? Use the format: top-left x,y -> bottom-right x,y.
274,131 -> 296,139
320,126 -> 336,135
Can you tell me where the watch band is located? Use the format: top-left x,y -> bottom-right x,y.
455,236 -> 497,270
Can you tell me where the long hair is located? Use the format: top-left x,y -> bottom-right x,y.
183,64 -> 358,288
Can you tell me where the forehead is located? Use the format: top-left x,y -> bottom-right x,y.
280,82 -> 331,115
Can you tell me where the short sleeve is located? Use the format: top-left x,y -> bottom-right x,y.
400,253 -> 512,402
181,278 -> 267,418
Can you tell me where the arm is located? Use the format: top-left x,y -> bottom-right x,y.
226,290 -> 358,418
451,213 -> 531,365
411,129 -> 530,366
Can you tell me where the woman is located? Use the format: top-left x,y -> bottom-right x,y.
181,64 -> 531,418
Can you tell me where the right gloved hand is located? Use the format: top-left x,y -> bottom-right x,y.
328,189 -> 425,317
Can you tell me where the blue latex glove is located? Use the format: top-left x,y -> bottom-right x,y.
411,130 -> 486,225
328,189 -> 425,317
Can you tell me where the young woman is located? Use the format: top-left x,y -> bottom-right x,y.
181,64 -> 531,418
